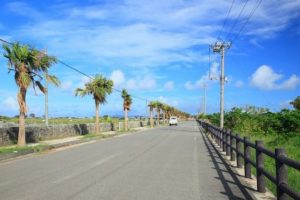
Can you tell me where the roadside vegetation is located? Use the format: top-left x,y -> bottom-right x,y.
199,97 -> 300,195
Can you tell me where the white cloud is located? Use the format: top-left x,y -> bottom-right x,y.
127,76 -> 156,90
109,69 -> 156,90
280,100 -> 292,110
3,97 -> 18,111
250,65 -> 300,90
158,96 -> 179,107
60,80 -> 73,91
164,81 -> 174,90
185,62 -> 219,90
110,70 -> 125,88
4,0 -> 300,75
77,76 -> 91,88
235,80 -> 244,88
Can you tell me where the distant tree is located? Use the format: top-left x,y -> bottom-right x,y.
121,89 -> 132,131
29,113 -> 35,118
2,43 -> 59,146
148,101 -> 156,128
75,75 -> 113,134
290,96 -> 300,110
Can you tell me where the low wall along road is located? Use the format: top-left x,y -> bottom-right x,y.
0,120 -> 149,146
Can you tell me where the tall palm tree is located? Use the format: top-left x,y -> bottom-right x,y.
75,75 -> 113,134
162,104 -> 169,124
156,101 -> 163,125
3,43 -> 59,146
148,101 -> 156,128
121,89 -> 132,131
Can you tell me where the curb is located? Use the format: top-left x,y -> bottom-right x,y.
0,128 -> 149,162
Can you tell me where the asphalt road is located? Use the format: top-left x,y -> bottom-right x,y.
0,121 -> 251,200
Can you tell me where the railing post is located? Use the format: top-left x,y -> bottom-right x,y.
256,140 -> 266,193
244,136 -> 251,178
218,130 -> 221,147
236,134 -> 243,168
222,129 -> 226,152
226,130 -> 230,156
220,130 -> 223,149
230,131 -> 235,161
275,148 -> 288,200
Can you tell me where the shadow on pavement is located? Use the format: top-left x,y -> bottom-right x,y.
200,127 -> 255,200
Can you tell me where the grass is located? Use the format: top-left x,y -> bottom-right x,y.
235,132 -> 300,196
0,144 -> 46,154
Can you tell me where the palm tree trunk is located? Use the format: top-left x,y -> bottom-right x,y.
95,101 -> 100,134
157,109 -> 160,125
17,88 -> 27,146
150,108 -> 153,128
163,112 -> 166,124
124,108 -> 128,131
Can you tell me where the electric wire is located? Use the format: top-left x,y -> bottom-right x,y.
225,0 -> 249,41
217,0 -> 236,40
0,38 -> 150,103
230,0 -> 262,44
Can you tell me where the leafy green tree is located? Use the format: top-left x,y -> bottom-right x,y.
290,96 -> 300,110
121,89 -> 132,131
75,75 -> 113,134
3,43 -> 59,146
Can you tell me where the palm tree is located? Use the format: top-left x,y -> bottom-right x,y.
3,43 -> 59,146
148,101 -> 156,128
162,104 -> 169,124
75,75 -> 113,134
121,89 -> 132,131
156,101 -> 163,125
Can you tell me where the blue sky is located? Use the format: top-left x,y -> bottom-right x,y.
0,0 -> 300,117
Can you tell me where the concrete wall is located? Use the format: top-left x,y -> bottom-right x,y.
0,121 -> 149,146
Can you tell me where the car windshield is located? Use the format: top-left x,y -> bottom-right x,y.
171,117 -> 177,120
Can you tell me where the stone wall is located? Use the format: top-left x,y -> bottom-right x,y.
0,120 -> 149,146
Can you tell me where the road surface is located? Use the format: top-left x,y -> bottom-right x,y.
0,121 -> 252,200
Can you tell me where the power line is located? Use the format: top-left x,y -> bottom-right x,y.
225,0 -> 249,41
0,38 -> 151,103
217,0 -> 236,40
230,0 -> 262,43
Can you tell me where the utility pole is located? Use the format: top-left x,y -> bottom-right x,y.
203,83 -> 207,115
45,73 -> 49,126
211,41 -> 231,128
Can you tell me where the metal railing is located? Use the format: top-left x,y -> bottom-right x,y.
197,120 -> 300,200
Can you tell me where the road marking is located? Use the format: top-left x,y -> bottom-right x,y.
53,154 -> 116,184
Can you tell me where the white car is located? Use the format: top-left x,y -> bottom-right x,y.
169,116 -> 178,126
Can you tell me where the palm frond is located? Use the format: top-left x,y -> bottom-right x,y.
75,88 -> 88,97
46,74 -> 60,86
35,81 -> 46,94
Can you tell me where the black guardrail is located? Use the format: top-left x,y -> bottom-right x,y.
197,120 -> 300,200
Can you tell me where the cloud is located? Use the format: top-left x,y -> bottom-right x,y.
235,80 -> 244,88
158,96 -> 179,107
280,100 -> 292,110
76,76 -> 91,88
185,62 -> 219,90
3,97 -> 18,111
127,76 -> 156,90
110,70 -> 125,88
109,70 -> 156,90
250,65 -> 300,90
164,81 -> 174,90
60,80 -> 73,91
6,2 -> 42,19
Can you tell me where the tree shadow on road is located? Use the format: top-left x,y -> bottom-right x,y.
200,127 -> 255,200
